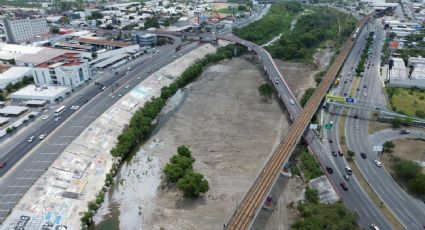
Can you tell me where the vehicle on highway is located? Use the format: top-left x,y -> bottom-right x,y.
354,115 -> 358,119
290,99 -> 294,105
370,224 -> 380,230
101,86 -> 106,90
364,85 -> 367,88
340,182 -> 348,191
125,84 -> 130,89
330,111 -> 335,115
27,136 -> 35,143
147,69 -> 151,73
332,151 -> 337,157
118,93 -> 122,97
80,92 -> 84,96
328,138 -> 333,143
274,78 -> 279,84
355,125 -> 359,130
326,166 -> 333,174
338,150 -> 343,157
345,167 -> 352,175
39,134 -> 46,140
0,161 -> 6,169
374,160 -> 382,167
364,93 -> 367,97
361,153 -> 367,159
343,174 -> 350,181
127,67 -> 131,71
399,129 -> 410,134
111,95 -> 115,99
54,106 -> 66,116
70,105 -> 79,110
54,117 -> 60,122
137,77 -> 141,80
42,115 -> 49,120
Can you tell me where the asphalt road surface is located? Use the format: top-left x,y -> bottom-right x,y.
344,20 -> 425,229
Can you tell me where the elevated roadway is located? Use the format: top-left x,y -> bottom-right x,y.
218,14 -> 390,229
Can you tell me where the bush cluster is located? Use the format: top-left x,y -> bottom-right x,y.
392,158 -> 425,196
164,145 -> 209,198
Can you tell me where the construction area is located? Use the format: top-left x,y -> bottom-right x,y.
1,44 -> 217,230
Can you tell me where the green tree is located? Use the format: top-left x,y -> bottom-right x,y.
50,26 -> 60,34
347,150 -> 355,160
393,159 -> 421,181
105,24 -> 114,30
91,11 -> 104,19
163,155 -> 194,182
177,145 -> 192,158
392,117 -> 402,128
301,88 -> 315,107
415,110 -> 425,118
305,186 -> 319,204
407,174 -> 425,195
8,59 -> 15,65
383,141 -> 395,154
176,171 -> 209,198
144,17 -> 160,29
258,83 -> 273,101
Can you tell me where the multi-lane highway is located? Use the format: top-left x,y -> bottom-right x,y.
0,36 -> 206,221
221,15 -> 388,230
343,19 -> 425,229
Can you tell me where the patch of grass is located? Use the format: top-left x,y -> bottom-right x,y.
387,87 -> 425,116
299,146 -> 323,181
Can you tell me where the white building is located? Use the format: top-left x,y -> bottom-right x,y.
0,66 -> 33,89
408,57 -> 425,67
2,17 -> 48,44
10,84 -> 72,103
390,58 -> 408,81
411,64 -> 425,80
33,53 -> 91,88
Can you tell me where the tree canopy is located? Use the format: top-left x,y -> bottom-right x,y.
258,83 -> 273,101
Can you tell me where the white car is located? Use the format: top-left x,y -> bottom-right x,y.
345,167 -> 352,175
39,134 -> 46,140
374,160 -> 382,167
42,115 -> 49,120
274,78 -> 279,84
137,77 -> 141,80
71,105 -> 80,110
54,117 -> 60,122
27,136 -> 35,143
125,85 -> 130,89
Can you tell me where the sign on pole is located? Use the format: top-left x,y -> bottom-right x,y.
373,145 -> 383,152
309,124 -> 318,130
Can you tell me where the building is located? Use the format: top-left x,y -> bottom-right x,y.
0,105 -> 29,116
53,42 -> 95,53
2,17 -> 48,44
0,65 -> 33,89
132,32 -> 157,47
10,84 -> 72,103
75,37 -> 131,51
33,53 -> 91,88
390,58 -> 408,81
411,64 -> 425,80
408,57 -> 425,67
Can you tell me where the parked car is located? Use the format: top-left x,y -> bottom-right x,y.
361,153 -> 367,159
374,160 -> 382,167
340,182 -> 348,191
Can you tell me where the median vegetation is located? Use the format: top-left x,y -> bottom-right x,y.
291,187 -> 358,230
80,44 -> 246,228
164,145 -> 209,198
299,146 -> 323,181
354,32 -> 374,76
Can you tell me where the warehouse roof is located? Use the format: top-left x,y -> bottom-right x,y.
0,106 -> 29,115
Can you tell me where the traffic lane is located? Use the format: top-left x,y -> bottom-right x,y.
347,106 -> 425,228
0,43 -> 184,174
369,129 -> 425,143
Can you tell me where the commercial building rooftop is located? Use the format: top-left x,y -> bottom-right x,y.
411,64 -> 425,80
390,58 -> 408,81
36,53 -> 83,68
0,105 -> 29,116
54,42 -> 94,51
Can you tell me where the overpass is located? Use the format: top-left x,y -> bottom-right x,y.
218,15 -> 372,229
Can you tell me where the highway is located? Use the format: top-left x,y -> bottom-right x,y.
343,19 -> 425,229
0,36 -> 204,221
221,15 -> 386,230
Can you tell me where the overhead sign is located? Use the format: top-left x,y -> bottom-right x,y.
309,124 -> 318,130
324,123 -> 333,129
326,94 -> 346,102
346,97 -> 356,103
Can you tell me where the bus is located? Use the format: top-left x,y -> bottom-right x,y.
54,106 -> 66,116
